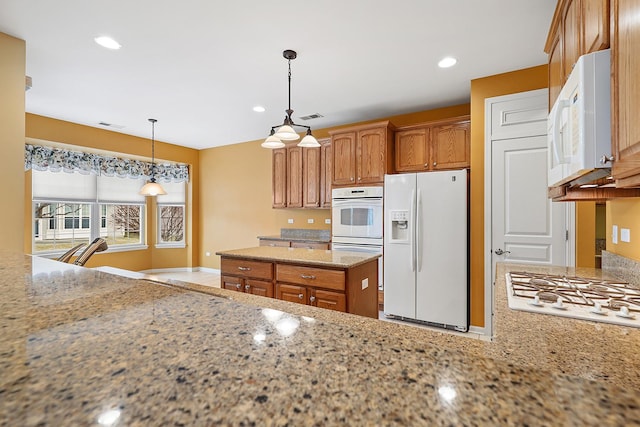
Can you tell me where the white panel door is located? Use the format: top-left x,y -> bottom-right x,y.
491,135 -> 568,271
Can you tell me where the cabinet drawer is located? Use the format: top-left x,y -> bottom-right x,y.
221,258 -> 273,280
290,241 -> 330,250
276,264 -> 345,291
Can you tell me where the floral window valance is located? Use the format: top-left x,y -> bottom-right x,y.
24,144 -> 189,183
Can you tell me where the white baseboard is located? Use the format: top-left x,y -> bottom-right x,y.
468,325 -> 491,340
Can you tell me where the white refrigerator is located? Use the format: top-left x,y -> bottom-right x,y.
383,170 -> 468,331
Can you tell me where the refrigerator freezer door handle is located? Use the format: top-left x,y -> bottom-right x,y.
417,188 -> 422,272
411,189 -> 416,273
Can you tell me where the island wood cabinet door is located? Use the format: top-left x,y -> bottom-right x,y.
222,276 -> 274,297
275,283 -> 346,312
611,0 -> 640,186
276,283 -> 308,304
331,131 -> 357,186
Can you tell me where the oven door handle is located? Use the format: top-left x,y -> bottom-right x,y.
331,198 -> 383,207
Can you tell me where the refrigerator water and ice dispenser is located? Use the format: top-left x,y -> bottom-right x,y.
389,210 -> 410,242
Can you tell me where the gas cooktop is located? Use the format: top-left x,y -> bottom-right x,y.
505,271 -> 640,328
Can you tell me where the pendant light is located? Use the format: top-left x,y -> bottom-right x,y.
139,118 -> 167,196
261,50 -> 320,149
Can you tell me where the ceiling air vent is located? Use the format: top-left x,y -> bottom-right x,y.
299,113 -> 324,121
98,122 -> 125,129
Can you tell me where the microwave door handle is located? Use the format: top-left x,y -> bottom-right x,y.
553,99 -> 570,165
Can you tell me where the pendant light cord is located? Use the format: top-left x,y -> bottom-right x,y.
149,118 -> 157,182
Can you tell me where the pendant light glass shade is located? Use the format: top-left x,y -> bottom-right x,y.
139,180 -> 167,196
273,125 -> 299,141
298,131 -> 320,148
140,118 -> 167,196
261,134 -> 286,149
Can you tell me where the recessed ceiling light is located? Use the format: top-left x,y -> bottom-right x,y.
253,106 -> 266,113
94,36 -> 121,50
438,56 -> 457,68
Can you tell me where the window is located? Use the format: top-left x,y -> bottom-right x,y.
156,181 -> 186,247
32,170 -> 146,255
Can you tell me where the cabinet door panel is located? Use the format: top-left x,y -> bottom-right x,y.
431,122 -> 470,170
611,0 -> 640,181
583,0 -> 609,53
222,275 -> 243,292
563,0 -> 582,80
548,28 -> 563,108
357,127 -> 386,184
259,239 -> 291,247
287,146 -> 303,208
246,279 -> 274,298
320,140 -> 332,208
312,289 -> 347,312
272,148 -> 287,208
332,132 -> 356,186
276,283 -> 308,305
395,128 -> 429,172
303,147 -> 321,207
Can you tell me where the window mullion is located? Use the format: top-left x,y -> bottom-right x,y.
90,200 -> 100,241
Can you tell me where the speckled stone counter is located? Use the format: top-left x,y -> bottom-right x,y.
216,246 -> 379,268
2,254 -> 640,426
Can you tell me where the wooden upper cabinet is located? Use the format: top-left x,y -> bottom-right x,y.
302,146 -> 321,208
393,116 -> 470,173
357,127 -> 388,184
431,121 -> 470,170
611,0 -> 640,186
272,148 -> 287,208
546,0 -> 610,108
563,0 -> 582,78
331,132 -> 357,186
287,146 -> 303,208
395,128 -> 429,172
320,139 -> 332,208
330,121 -> 394,187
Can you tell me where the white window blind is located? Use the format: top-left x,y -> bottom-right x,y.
32,170 -> 96,201
156,181 -> 186,203
97,175 -> 146,203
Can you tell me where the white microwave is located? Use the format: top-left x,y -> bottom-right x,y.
547,49 -> 612,188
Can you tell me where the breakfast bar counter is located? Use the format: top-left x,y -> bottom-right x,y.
2,253 -> 640,426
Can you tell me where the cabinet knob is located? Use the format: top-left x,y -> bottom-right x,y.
310,296 -> 316,303
351,177 -> 354,181
433,162 -> 437,166
600,154 -> 614,164
236,284 -> 242,289
245,284 -> 250,291
298,293 -> 304,300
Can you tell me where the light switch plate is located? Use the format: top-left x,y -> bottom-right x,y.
325,219 -> 331,224
612,225 -> 618,244
307,219 -> 314,224
288,218 -> 294,224
621,228 -> 631,243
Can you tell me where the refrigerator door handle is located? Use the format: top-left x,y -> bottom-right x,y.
416,188 -> 422,272
411,189 -> 416,273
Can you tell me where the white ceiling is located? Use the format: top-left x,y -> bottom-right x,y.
0,0 -> 557,150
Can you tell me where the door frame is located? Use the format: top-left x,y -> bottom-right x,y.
483,89 -> 575,337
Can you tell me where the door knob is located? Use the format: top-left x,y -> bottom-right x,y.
494,249 -> 511,255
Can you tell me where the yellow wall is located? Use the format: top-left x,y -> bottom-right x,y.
576,202 -> 596,268
469,65 -> 549,327
607,199 -> 640,261
1,33 -> 26,252
24,114 -> 200,270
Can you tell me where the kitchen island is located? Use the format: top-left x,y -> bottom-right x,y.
216,246 -> 379,318
2,253 -> 640,426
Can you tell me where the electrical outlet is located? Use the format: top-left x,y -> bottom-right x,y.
205,251 -> 211,257
612,225 -> 618,244
621,228 -> 631,243
307,219 -> 314,224
361,278 -> 369,290
325,218 -> 331,224
288,218 -> 294,224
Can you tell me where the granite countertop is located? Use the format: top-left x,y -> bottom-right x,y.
2,254 -> 640,425
216,246 -> 380,268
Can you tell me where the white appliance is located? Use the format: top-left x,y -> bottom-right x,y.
548,48 -> 612,188
383,170 -> 468,331
331,186 -> 384,290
